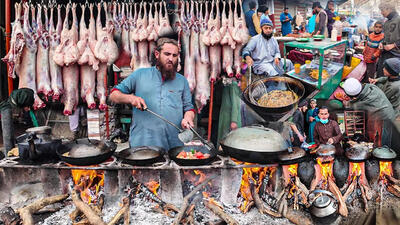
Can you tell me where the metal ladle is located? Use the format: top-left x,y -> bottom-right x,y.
144,108 -> 194,143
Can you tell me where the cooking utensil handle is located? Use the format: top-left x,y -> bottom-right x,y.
145,108 -> 183,132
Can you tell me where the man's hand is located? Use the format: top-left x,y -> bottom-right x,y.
245,56 -> 254,67
379,42 -> 383,50
274,58 -> 280,66
309,116 -> 315,122
230,122 -> 238,130
130,95 -> 147,110
297,133 -> 305,142
369,78 -> 377,84
181,111 -> 195,129
384,44 -> 396,51
327,138 -> 334,145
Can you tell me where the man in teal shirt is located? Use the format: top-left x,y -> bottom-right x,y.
280,7 -> 293,36
110,37 -> 195,150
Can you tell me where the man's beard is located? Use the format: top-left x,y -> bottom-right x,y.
262,32 -> 273,40
156,60 -> 178,80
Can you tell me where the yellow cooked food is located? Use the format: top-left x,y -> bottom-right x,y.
257,90 -> 298,107
309,69 -> 329,80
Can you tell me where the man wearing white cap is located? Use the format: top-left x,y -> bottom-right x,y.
342,77 -> 397,147
242,17 -> 294,76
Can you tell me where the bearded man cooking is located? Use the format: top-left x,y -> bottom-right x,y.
110,37 -> 195,150
242,17 -> 294,76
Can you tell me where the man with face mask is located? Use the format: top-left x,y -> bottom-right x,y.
313,106 -> 344,155
110,36 -> 195,150
242,17 -> 294,76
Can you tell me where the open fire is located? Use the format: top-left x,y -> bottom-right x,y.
70,168 -> 104,204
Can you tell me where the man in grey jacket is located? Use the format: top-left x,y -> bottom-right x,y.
377,2 -> 400,77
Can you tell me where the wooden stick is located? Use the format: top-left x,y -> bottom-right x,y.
295,176 -> 309,196
387,185 -> 400,198
250,183 -> 282,218
18,194 -> 69,225
343,178 -> 357,201
173,175 -> 217,225
107,198 -> 130,225
285,207 -> 313,225
203,200 -> 239,225
242,201 -> 254,213
328,176 -> 348,217
71,195 -> 104,223
359,182 -> 368,213
123,199 -> 130,225
390,184 -> 400,194
386,175 -> 400,185
71,190 -> 106,225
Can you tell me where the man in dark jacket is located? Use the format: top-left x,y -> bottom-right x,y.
290,101 -> 307,147
312,2 -> 328,37
245,1 -> 258,37
377,2 -> 400,77
313,106 -> 343,155
325,1 -> 335,37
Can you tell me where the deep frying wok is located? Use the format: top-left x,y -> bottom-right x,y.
242,76 -> 305,121
57,139 -> 116,166
169,145 -> 218,166
115,146 -> 165,166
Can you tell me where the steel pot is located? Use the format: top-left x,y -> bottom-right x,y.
278,147 -> 308,165
309,190 -> 337,218
242,76 -> 305,121
316,144 -> 336,157
373,146 -> 397,160
220,125 -> 288,163
345,144 -> 370,161
16,133 -> 62,161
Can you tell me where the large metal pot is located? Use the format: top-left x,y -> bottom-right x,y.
220,125 -> 289,164
16,133 -> 61,161
345,144 -> 370,161
309,190 -> 337,218
242,76 -> 305,121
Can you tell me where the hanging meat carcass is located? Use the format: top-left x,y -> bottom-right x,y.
18,3 -> 45,109
147,2 -> 159,63
182,0 -> 196,92
2,3 -> 25,79
49,5 -> 63,101
205,0 -> 222,82
114,3 -> 131,68
135,2 -> 151,69
195,1 -> 210,112
158,1 -> 174,36
232,0 -> 249,79
61,3 -> 80,115
112,2 -> 122,47
220,0 -> 235,78
129,3 -> 139,70
36,5 -> 53,100
77,3 -> 98,110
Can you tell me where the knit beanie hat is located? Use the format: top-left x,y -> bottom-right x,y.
383,58 -> 400,76
343,78 -> 362,97
260,16 -> 273,27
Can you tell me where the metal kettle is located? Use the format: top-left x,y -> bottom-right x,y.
309,190 -> 337,218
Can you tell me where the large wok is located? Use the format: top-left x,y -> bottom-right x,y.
57,139 -> 117,166
169,145 -> 218,166
242,76 -> 305,121
115,146 -> 165,166
220,125 -> 289,164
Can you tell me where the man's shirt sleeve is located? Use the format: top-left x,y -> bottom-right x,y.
182,78 -> 194,112
113,70 -> 138,94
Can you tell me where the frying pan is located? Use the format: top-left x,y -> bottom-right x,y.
115,146 -> 165,166
169,145 -> 218,166
57,139 -> 117,166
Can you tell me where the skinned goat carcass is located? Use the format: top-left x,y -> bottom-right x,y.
94,2 -> 119,66
53,3 -> 80,67
60,3 -> 80,115
96,63 -> 108,111
195,2 -> 210,112
77,3 -> 98,109
135,2 -> 151,69
114,3 -> 131,68
18,3 -> 45,109
220,1 -> 235,77
181,1 -> 196,92
36,5 -> 52,99
204,0 -> 221,46
112,2 -> 122,47
158,1 -> 174,36
2,3 -> 24,79
49,5 -> 63,101
231,0 -> 249,44
147,2 -> 159,60
129,3 -> 139,70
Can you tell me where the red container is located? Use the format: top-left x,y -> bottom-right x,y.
337,35 -> 342,41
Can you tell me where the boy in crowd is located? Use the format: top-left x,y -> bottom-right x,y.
363,21 -> 384,80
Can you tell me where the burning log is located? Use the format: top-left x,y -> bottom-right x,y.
359,183 -> 368,212
203,200 -> 239,225
0,207 -> 20,225
173,175 -> 217,225
327,176 -> 348,217
182,204 -> 195,225
250,183 -> 282,218
71,195 -> 105,224
123,203 -> 130,225
107,197 -> 130,225
343,178 -> 357,201
18,194 -> 69,225
387,185 -> 400,198
386,174 -> 400,185
295,176 -> 309,196
71,190 -> 106,225
284,207 -> 313,225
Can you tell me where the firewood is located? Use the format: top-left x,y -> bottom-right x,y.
328,176 -> 348,217
294,189 -> 299,211
173,175 -> 217,225
390,184 -> 400,194
203,200 -> 239,225
34,205 -> 64,215
299,191 -> 310,208
386,174 -> 400,185
18,194 -> 69,225
107,197 -> 130,225
123,201 -> 130,225
72,219 -> 89,225
250,183 -> 282,218
0,207 -> 20,225
282,199 -> 288,218
387,185 -> 400,198
295,176 -> 309,196
343,178 -> 357,201
359,182 -> 368,213
70,208 -> 83,222
71,190 -> 106,225
284,207 -> 313,225
242,201 -> 254,213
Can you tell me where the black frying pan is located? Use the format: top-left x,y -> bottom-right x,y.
220,143 -> 286,164
57,139 -> 116,166
115,146 -> 165,166
169,145 -> 217,166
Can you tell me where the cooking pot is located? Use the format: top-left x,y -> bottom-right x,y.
309,190 -> 337,218
345,144 -> 370,161
278,147 -> 308,165
115,146 -> 165,166
373,146 -> 397,160
220,125 -> 288,164
242,76 -> 305,121
16,133 -> 62,161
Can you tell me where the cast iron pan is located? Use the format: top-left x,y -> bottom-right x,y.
220,143 -> 285,164
169,145 -> 217,166
57,139 -> 117,166
115,146 -> 165,166
279,147 -> 309,165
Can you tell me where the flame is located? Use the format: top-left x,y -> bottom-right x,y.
145,180 -> 160,197
288,164 -> 298,177
316,157 -> 334,187
379,161 -> 393,182
71,169 -> 104,204
194,170 -> 207,186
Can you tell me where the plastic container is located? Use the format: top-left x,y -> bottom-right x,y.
342,66 -> 352,79
350,57 -> 361,69
333,17 -> 343,38
331,28 -> 338,42
294,64 -> 301,74
305,60 -> 311,69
